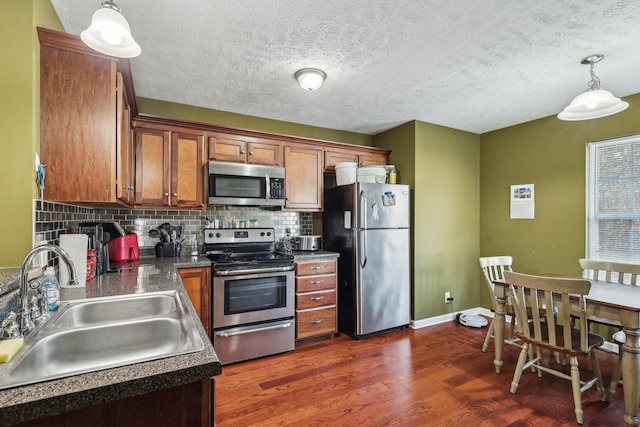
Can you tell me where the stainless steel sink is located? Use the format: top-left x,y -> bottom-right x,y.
0,291 -> 204,390
52,292 -> 178,328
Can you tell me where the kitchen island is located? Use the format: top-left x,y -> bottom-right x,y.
0,256 -> 220,427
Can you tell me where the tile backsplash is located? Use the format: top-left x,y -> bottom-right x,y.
35,200 -> 313,249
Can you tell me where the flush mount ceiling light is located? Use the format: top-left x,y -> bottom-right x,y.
557,54 -> 628,121
294,68 -> 327,91
81,1 -> 141,58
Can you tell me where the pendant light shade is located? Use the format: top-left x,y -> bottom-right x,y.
558,54 -> 628,121
295,68 -> 327,91
81,1 -> 141,58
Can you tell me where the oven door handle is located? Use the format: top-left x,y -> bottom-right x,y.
215,266 -> 294,276
215,321 -> 294,337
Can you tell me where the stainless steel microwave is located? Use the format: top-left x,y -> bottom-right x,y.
208,161 -> 285,207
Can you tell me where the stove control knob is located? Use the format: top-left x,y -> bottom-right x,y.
260,232 -> 265,237
207,232 -> 214,238
216,232 -> 221,238
266,231 -> 272,236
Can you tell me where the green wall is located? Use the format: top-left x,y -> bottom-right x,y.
137,98 -> 372,146
375,121 -> 481,320
0,0 -> 62,267
479,93 -> 640,309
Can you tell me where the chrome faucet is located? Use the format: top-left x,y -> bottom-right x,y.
16,243 -> 79,337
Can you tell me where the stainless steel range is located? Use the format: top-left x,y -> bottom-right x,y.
203,228 -> 295,365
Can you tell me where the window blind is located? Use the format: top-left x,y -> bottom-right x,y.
586,135 -> 640,262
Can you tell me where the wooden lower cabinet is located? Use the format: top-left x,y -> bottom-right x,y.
13,380 -> 210,427
295,258 -> 338,341
178,266 -> 211,337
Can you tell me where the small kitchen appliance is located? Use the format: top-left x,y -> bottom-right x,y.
208,161 -> 285,207
79,222 -> 125,275
203,227 -> 295,364
107,233 -> 139,263
292,235 -> 323,251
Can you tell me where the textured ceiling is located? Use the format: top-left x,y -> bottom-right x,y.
51,0 -> 640,135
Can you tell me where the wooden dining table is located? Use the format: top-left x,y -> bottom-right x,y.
492,279 -> 640,427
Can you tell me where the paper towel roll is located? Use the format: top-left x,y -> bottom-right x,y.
59,234 -> 88,288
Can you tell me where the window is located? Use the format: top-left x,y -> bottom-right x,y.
586,135 -> 640,262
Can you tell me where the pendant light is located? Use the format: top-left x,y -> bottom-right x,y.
294,68 -> 327,91
81,1 -> 141,58
557,54 -> 628,121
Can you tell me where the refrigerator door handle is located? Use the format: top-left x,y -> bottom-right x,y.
359,189 -> 367,268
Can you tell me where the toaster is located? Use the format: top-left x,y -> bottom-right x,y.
108,233 -> 140,263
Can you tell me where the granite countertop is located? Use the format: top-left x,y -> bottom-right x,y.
0,255 -> 220,426
291,250 -> 340,260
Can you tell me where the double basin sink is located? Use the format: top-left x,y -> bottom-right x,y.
0,290 -> 204,390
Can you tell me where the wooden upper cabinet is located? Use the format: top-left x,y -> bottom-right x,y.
172,131 -> 205,208
284,144 -> 323,211
135,127 -> 170,206
324,149 -> 360,172
360,151 -> 388,166
324,147 -> 390,172
135,126 -> 205,208
39,28 -> 122,204
209,132 -> 282,166
116,72 -> 135,204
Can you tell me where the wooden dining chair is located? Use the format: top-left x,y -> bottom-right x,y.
479,256 -> 518,352
579,259 -> 640,286
579,259 -> 640,401
504,271 -> 605,425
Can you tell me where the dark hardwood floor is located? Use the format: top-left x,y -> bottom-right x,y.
215,321 -> 625,426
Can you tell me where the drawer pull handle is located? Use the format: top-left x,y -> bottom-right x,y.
311,266 -> 325,270
310,296 -> 324,301
310,280 -> 324,285
310,319 -> 324,324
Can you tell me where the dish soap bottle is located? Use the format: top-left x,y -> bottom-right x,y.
42,266 -> 60,312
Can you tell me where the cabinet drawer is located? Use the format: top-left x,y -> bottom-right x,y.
296,307 -> 336,339
296,274 -> 336,292
296,260 -> 336,276
296,290 -> 336,310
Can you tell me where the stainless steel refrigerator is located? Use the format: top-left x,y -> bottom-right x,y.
323,182 -> 411,338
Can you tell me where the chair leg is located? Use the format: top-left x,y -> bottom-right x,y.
536,347 -> 544,377
510,343 -> 529,394
509,315 -> 516,341
589,349 -> 605,401
569,356 -> 584,425
607,345 -> 623,402
482,319 -> 495,352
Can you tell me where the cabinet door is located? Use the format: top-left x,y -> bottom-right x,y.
178,267 -> 211,337
247,140 -> 282,166
360,152 -> 388,166
40,33 -> 118,203
208,133 -> 247,163
171,131 -> 205,208
284,144 -> 323,211
324,149 -> 360,172
135,128 -> 170,206
116,72 -> 134,204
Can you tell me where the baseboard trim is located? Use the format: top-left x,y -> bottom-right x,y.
410,307 -> 620,354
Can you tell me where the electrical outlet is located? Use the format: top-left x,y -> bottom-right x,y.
445,291 -> 451,304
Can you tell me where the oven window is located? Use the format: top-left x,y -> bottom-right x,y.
224,275 -> 287,315
211,175 -> 265,198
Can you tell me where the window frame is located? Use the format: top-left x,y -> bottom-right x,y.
586,134 -> 640,263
